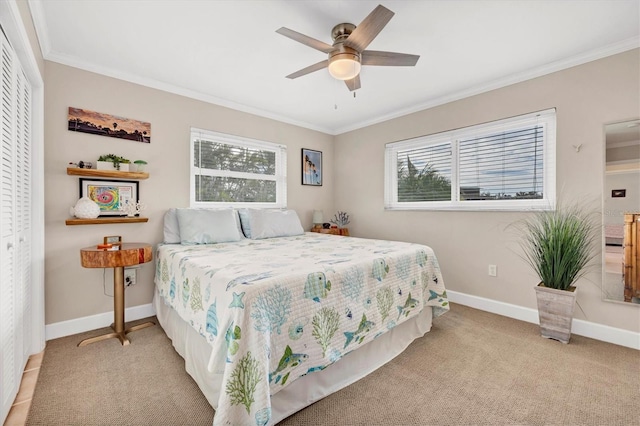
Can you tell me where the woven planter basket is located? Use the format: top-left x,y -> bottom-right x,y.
534,283 -> 577,344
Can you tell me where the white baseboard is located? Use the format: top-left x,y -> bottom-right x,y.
45,294 -> 640,350
45,303 -> 156,341
447,291 -> 640,350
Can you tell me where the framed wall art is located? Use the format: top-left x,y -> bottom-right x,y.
79,178 -> 139,216
302,148 -> 322,186
68,107 -> 151,143
612,189 -> 626,198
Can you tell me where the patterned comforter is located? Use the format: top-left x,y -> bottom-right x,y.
154,232 -> 448,426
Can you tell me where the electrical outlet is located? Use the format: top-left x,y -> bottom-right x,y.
124,268 -> 137,287
488,264 -> 497,277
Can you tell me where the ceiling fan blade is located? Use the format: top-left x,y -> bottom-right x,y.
362,50 -> 420,66
285,60 -> 329,79
276,27 -> 333,53
344,74 -> 361,91
343,5 -> 395,52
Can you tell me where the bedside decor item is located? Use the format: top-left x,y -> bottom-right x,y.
68,160 -> 93,169
312,210 -> 324,229
79,178 -> 139,216
133,159 -> 148,172
122,200 -> 146,217
302,148 -> 322,186
68,107 -> 151,143
330,211 -> 350,228
104,235 -> 122,247
97,154 -> 131,171
69,196 -> 100,219
515,201 -> 598,343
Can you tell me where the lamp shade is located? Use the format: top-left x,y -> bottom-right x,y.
328,53 -> 361,80
312,210 -> 324,224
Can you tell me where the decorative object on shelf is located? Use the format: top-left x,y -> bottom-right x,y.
323,223 -> 331,229
103,235 -> 122,250
132,159 -> 147,172
79,178 -> 139,217
514,201 -> 598,344
330,211 -> 350,228
70,196 -> 100,219
122,200 -> 146,217
68,107 -> 151,143
68,160 -> 93,169
302,148 -> 322,186
97,154 -> 131,171
312,210 -> 324,229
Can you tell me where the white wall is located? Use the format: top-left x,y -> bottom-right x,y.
334,49 -> 640,333
44,62 -> 334,325
604,170 -> 640,226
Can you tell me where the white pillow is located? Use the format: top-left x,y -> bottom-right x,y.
176,208 -> 242,244
244,209 -> 304,240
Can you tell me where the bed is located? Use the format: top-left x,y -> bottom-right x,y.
153,208 -> 448,426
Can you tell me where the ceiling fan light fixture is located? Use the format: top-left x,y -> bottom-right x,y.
328,52 -> 361,80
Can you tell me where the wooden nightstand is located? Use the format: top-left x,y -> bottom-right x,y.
311,227 -> 350,236
78,242 -> 154,347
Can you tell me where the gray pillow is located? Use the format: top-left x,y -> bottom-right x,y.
163,208 -> 181,244
244,208 -> 304,240
176,208 -> 242,244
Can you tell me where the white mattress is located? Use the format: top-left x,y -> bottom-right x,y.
153,287 -> 434,424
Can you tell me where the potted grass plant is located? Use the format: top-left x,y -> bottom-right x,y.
517,202 -> 598,343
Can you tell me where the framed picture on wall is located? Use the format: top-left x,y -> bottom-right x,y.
79,178 -> 139,216
302,148 -> 322,186
612,189 -> 626,198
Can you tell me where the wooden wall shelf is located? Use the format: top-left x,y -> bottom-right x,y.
66,217 -> 149,226
67,167 -> 149,180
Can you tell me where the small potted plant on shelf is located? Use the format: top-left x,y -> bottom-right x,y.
132,159 -> 147,173
97,154 -> 131,171
515,201 -> 598,344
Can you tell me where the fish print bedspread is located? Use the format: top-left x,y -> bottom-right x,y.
154,233 -> 448,426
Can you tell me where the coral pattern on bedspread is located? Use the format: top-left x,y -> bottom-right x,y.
155,233 -> 448,426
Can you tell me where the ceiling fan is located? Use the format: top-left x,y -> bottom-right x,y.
276,4 -> 419,91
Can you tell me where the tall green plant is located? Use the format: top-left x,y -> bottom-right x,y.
518,203 -> 598,290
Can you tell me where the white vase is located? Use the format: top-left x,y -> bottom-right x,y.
97,161 -> 129,172
70,196 -> 100,219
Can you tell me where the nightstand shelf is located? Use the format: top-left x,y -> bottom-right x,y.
310,227 -> 349,236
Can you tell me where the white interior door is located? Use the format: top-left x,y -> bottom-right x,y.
0,26 -> 32,422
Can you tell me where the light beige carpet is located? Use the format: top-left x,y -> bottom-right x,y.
27,304 -> 639,426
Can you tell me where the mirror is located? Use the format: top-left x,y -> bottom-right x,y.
603,119 -> 640,304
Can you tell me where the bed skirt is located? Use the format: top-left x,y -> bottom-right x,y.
153,287 -> 434,424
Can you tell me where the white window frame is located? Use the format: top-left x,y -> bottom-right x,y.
385,109 -> 556,211
190,128 -> 287,208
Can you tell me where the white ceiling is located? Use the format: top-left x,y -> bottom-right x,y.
29,0 -> 639,135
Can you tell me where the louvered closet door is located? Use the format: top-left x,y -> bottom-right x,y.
0,31 -> 17,418
0,27 -> 32,421
15,66 -> 31,360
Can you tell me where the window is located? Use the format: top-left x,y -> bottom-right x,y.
190,128 -> 287,208
385,109 -> 556,211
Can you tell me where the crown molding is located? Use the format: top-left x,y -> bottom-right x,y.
333,37 -> 640,135
28,2 -> 639,138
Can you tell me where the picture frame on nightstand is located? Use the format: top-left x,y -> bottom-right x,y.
104,235 -> 122,249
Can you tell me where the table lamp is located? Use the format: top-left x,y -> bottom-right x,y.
312,210 -> 323,229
